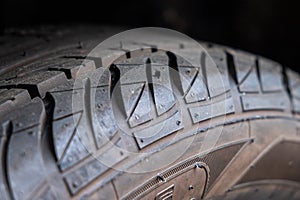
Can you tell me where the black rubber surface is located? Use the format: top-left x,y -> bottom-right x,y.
0,26 -> 299,200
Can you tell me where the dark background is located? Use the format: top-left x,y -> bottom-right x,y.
1,0 -> 299,71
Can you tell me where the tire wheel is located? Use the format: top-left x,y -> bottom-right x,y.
0,26 -> 299,200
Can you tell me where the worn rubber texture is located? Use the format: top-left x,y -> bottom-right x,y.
0,26 -> 299,200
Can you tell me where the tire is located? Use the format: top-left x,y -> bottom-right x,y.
0,26 -> 299,200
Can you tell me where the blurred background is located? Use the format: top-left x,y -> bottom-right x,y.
0,0 -> 299,71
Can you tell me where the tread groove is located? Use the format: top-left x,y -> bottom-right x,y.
83,78 -> 97,150
226,52 -> 238,85
200,52 -> 210,98
109,64 -> 120,95
255,58 -> 263,92
166,51 -> 182,94
1,121 -> 14,200
145,58 -> 155,102
112,180 -> 120,200
42,93 -> 56,160
282,65 -> 294,111
0,84 -> 40,98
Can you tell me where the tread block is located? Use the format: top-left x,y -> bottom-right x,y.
175,49 -> 202,67
292,98 -> 300,113
0,88 -> 30,105
49,80 -> 80,91
49,59 -> 96,79
241,93 -> 290,111
9,98 -> 45,133
287,68 -> 300,87
239,71 -> 260,92
233,52 -> 254,80
6,100 -> 46,200
118,64 -> 147,84
121,42 -> 153,57
134,111 -> 183,149
64,140 -> 127,195
93,86 -> 118,148
120,83 -> 144,118
97,68 -> 111,87
178,66 -> 198,94
208,49 -> 231,96
150,54 -> 169,65
59,133 -> 90,171
118,63 -> 154,126
189,98 -> 235,123
8,126 -> 46,200
290,84 -> 300,100
115,54 -> 148,65
151,64 -> 176,115
258,58 -> 284,92
0,89 -> 31,117
128,85 -> 153,127
0,57 -> 67,82
52,112 -> 82,160
89,49 -> 126,68
287,69 -> 300,112
51,90 -> 84,120
0,71 -> 68,97
181,68 -> 207,103
232,52 -> 260,92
